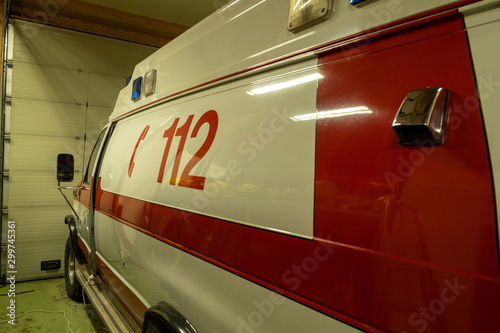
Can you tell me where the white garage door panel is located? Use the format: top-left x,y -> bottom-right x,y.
10,136 -> 79,164
9,206 -> 66,226
8,185 -> 61,206
13,21 -> 154,76
12,63 -> 88,104
10,204 -> 68,240
4,20 -> 156,281
86,106 -> 112,129
15,241 -> 66,279
10,99 -> 86,137
89,74 -> 128,107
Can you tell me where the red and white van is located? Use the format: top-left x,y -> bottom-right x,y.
57,0 -> 500,332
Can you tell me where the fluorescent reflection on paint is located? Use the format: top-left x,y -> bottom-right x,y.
292,107 -> 372,121
247,73 -> 322,96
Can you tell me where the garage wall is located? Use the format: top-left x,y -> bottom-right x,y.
4,20 -> 156,281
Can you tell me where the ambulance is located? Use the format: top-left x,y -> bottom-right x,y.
56,0 -> 500,332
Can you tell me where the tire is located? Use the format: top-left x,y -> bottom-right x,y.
65,237 -> 83,302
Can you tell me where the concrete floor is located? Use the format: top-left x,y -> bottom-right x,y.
0,277 -> 106,333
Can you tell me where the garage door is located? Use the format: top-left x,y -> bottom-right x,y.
2,20 -> 156,281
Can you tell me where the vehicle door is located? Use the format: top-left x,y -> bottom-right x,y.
74,127 -> 108,268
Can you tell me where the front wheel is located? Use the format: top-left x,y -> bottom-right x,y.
65,237 -> 83,302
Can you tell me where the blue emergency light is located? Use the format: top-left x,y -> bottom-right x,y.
132,77 -> 143,101
350,0 -> 369,5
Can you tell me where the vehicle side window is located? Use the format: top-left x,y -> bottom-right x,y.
83,130 -> 106,186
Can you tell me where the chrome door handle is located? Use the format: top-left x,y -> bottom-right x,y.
392,87 -> 448,146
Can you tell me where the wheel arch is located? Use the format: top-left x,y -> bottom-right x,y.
65,214 -> 87,264
142,301 -> 197,333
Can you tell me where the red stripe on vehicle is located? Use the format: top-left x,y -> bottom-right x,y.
95,184 -> 500,332
95,182 -> 378,332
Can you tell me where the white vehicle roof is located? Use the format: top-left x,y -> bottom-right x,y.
110,0 -> 467,121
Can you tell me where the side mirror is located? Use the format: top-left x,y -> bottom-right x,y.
57,154 -> 74,182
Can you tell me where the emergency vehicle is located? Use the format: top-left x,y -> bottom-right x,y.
56,0 -> 500,332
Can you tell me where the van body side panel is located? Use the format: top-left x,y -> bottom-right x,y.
72,187 -> 91,260
94,59 -> 373,331
463,1 -> 500,263
77,234 -> 91,264
96,253 -> 148,327
316,14 -> 500,332
99,60 -> 318,239
94,210 -> 366,332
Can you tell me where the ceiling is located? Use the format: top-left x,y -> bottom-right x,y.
80,0 -> 233,27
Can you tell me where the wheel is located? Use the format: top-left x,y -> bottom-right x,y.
65,237 -> 83,302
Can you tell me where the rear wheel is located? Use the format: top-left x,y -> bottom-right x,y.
65,237 -> 83,302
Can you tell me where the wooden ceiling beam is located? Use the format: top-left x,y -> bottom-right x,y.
9,0 -> 190,47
